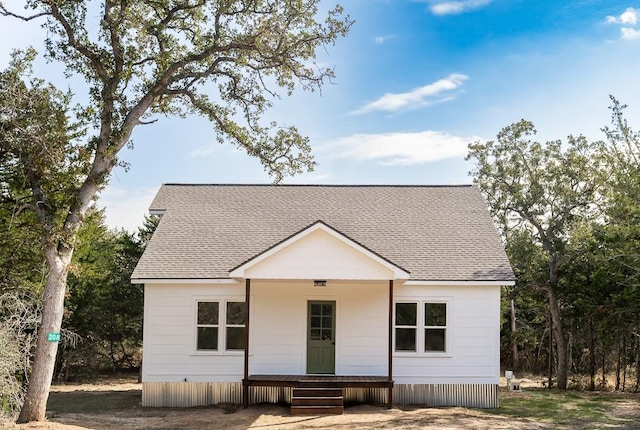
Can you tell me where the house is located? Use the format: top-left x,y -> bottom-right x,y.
131,184 -> 515,411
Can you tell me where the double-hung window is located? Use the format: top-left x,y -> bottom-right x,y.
394,300 -> 449,354
196,300 -> 245,352
225,302 -> 245,350
197,302 -> 219,350
424,303 -> 447,352
395,303 -> 417,351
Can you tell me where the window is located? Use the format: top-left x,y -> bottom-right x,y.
195,300 -> 245,352
395,303 -> 417,351
225,302 -> 246,350
197,302 -> 219,350
425,303 -> 446,352
394,300 -> 448,354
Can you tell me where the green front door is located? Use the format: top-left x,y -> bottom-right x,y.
307,301 -> 336,374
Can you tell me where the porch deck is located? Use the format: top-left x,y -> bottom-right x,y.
245,374 -> 393,388
243,375 -> 394,408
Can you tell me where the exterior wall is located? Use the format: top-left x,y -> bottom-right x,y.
250,280 -> 388,376
142,280 -> 389,382
393,284 -> 501,385
143,282 -> 501,386
142,283 -> 245,382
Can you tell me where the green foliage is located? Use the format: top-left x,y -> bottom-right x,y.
3,0 -> 352,183
57,208 -> 150,379
0,1 -> 351,420
472,99 -> 640,390
0,49 -> 89,244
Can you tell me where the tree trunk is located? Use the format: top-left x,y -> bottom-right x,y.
616,329 -> 621,391
635,333 -> 640,392
622,334 -> 627,392
510,299 -> 519,371
548,316 -> 553,389
547,277 -> 568,389
602,339 -> 606,389
17,247 -> 72,423
589,317 -> 596,391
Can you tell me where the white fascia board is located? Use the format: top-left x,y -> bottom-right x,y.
148,209 -> 165,216
229,222 -> 410,280
403,280 -> 515,286
131,278 -> 240,284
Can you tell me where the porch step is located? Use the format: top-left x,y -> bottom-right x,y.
291,405 -> 344,415
293,387 -> 343,397
292,396 -> 343,406
291,387 -> 344,415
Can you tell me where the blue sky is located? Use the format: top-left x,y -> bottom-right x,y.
1,1 -> 640,231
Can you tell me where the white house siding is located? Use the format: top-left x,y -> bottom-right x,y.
250,280 -> 388,376
243,228 -> 396,280
142,283 -> 245,383
393,284 -> 501,385
142,280 -> 390,382
142,281 -> 500,407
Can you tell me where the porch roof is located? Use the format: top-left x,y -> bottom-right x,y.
131,184 -> 515,282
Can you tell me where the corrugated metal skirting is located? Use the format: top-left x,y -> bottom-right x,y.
393,383 -> 498,408
142,382 -> 498,408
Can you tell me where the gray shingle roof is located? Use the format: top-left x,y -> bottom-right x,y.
131,184 -> 515,282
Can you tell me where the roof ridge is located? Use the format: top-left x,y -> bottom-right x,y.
161,183 -> 473,188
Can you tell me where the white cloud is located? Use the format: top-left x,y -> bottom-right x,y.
621,27 -> 640,39
606,7 -> 640,40
97,185 -> 159,232
606,7 -> 639,25
320,131 -> 479,166
353,74 -> 468,114
427,0 -> 491,16
374,35 -> 394,45
189,143 -> 223,158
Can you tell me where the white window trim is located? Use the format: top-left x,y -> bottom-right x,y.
393,297 -> 452,358
192,297 -> 246,356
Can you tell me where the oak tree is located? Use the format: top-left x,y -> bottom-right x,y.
0,0 -> 351,422
467,120 -> 599,389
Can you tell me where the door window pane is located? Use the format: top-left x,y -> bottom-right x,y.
322,316 -> 332,329
322,304 -> 333,316
311,304 -> 322,316
311,316 -> 321,328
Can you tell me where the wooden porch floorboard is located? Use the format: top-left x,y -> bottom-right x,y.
245,375 -> 393,388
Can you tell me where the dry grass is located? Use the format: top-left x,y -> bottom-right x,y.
4,377 -> 640,430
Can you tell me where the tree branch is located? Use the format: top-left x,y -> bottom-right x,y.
0,5 -> 50,21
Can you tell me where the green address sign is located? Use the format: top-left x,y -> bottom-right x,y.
47,332 -> 61,342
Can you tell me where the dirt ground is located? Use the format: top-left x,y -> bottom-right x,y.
4,378 -> 639,430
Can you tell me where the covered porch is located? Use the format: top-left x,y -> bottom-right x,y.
241,278 -> 397,409
233,222 -> 410,410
